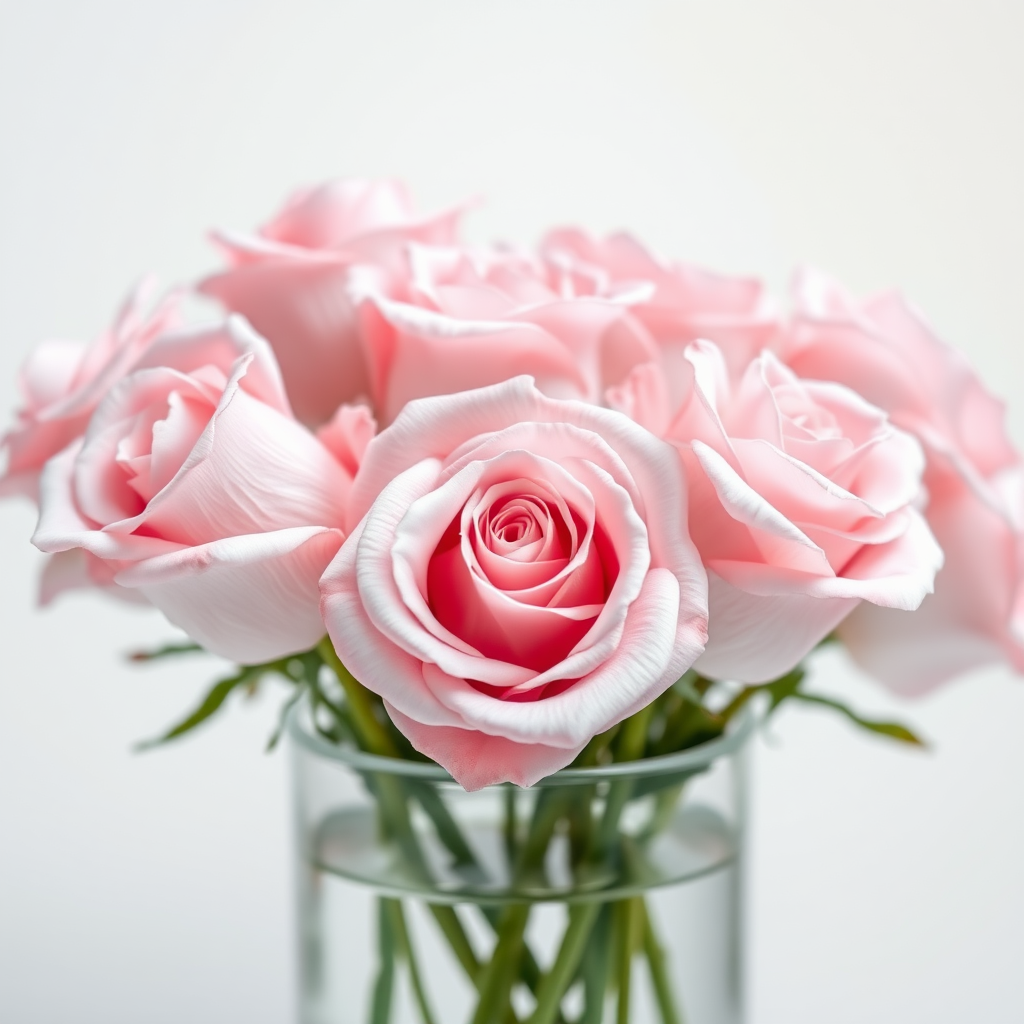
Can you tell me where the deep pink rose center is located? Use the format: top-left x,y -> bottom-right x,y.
426,488 -> 619,680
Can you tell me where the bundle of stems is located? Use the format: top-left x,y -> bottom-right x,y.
312,641 -> 719,1024
137,636 -> 923,1023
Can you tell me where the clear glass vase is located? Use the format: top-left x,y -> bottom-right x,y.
288,700 -> 753,1024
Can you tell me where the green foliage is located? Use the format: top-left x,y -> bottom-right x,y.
717,663 -> 925,748
133,636 -> 420,757
126,640 -> 204,662
134,649 -> 318,750
792,692 -> 925,746
135,661 -> 284,750
132,632 -> 923,762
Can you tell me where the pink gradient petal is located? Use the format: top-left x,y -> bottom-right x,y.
320,523 -> 471,728
421,568 -> 699,748
366,296 -> 590,423
696,571 -> 857,683
691,441 -> 833,576
1,281 -> 180,501
131,316 -> 292,417
145,390 -> 213,499
200,260 -> 366,425
708,508 -> 942,607
385,704 -> 584,790
115,527 -> 344,664
33,441 -> 183,560
123,383 -> 349,546
200,179 -> 467,425
359,460 -> 536,687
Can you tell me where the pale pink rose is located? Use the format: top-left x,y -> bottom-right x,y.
610,342 -> 942,683
199,179 -> 465,426
0,281 -> 178,502
541,228 -> 778,377
355,244 -> 656,424
320,377 -> 709,789
32,316 -> 353,663
782,270 -> 1024,692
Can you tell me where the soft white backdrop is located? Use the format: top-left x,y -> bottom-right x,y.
1,2 -> 1022,1021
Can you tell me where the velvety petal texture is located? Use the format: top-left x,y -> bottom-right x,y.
0,281 -> 178,502
781,269 -> 1024,691
199,179 -> 465,425
320,376 -> 709,789
610,341 -> 941,682
354,245 -> 656,424
32,316 -> 355,662
541,228 -> 779,381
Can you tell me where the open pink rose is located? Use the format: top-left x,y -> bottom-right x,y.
355,244 -> 656,424
320,377 -> 708,789
32,316 -> 353,663
541,228 -> 778,377
199,179 -> 465,426
1,281 -> 178,502
782,270 -> 1024,692
610,341 -> 942,683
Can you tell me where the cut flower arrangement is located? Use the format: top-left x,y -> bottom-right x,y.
4,179 -> 1022,1024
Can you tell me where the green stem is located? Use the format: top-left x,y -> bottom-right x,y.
615,898 -> 643,1024
639,899 -> 684,1024
427,904 -> 479,979
317,638 -> 398,756
568,785 -> 596,865
409,782 -> 478,868
317,641 -> 547,1021
526,902 -> 601,1024
573,722 -> 621,767
593,704 -> 656,861
471,903 -> 530,1024
636,782 -> 686,843
504,785 -> 519,865
385,899 -> 437,1024
473,789 -> 576,1024
579,904 -> 613,1024
371,898 -> 396,1024
616,701 -> 656,762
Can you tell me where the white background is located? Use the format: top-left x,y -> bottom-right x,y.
1,2 -> 1022,1021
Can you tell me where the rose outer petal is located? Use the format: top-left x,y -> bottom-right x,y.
385,703 -> 586,791
115,526 -> 344,664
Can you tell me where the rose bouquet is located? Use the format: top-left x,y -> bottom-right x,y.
4,179 -> 1021,1023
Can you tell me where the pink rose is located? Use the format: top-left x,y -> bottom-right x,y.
199,179 -> 465,426
541,228 -> 778,377
610,341 -> 942,683
32,316 -> 354,663
356,244 -> 656,424
782,270 -> 1024,692
320,377 -> 709,789
1,281 -> 178,502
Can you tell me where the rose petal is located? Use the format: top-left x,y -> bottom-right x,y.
32,441 -> 182,559
384,703 -> 585,790
708,508 -> 943,607
200,261 -> 366,425
695,570 -> 857,683
419,568 -> 696,748
108,364 -> 349,546
115,526 -> 344,663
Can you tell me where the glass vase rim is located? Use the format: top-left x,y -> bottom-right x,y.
286,693 -> 756,786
